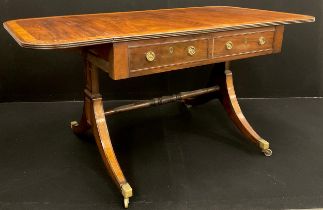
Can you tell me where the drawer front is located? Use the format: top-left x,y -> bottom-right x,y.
129,39 -> 209,72
213,29 -> 275,58
90,26 -> 283,80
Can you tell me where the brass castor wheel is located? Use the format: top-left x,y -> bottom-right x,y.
123,198 -> 130,208
181,99 -> 193,109
262,148 -> 273,157
70,121 -> 79,129
258,139 -> 272,157
184,103 -> 193,109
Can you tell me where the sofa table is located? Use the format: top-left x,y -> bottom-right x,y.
4,6 -> 314,208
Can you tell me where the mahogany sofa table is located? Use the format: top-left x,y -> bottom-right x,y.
4,6 -> 314,208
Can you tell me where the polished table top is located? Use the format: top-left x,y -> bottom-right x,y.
3,6 -> 314,49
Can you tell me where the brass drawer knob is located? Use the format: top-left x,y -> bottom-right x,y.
146,51 -> 156,62
187,46 -> 196,56
259,36 -> 266,45
226,41 -> 233,50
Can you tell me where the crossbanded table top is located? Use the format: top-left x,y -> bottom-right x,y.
3,6 -> 315,49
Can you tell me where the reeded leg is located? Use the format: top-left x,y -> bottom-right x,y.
217,62 -> 272,156
71,57 -> 133,208
90,97 -> 133,208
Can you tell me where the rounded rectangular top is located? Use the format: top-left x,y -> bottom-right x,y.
3,6 -> 315,49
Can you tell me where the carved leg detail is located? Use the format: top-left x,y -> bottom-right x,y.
218,64 -> 272,156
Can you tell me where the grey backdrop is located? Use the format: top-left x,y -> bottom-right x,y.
0,0 -> 322,102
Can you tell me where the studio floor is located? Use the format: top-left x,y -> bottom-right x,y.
0,98 -> 323,210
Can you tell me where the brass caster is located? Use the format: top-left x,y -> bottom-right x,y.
262,148 -> 273,157
181,99 -> 192,109
184,104 -> 193,109
70,121 -> 79,129
121,183 -> 133,209
124,198 -> 130,208
258,139 -> 272,156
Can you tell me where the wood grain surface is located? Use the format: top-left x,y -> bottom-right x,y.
3,6 -> 314,49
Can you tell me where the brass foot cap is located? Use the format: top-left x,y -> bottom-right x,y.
121,183 -> 133,198
258,139 -> 269,150
184,104 -> 193,109
70,121 -> 79,129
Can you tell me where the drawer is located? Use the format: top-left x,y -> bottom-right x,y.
128,39 -> 209,72
213,29 -> 275,58
89,26 -> 283,80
